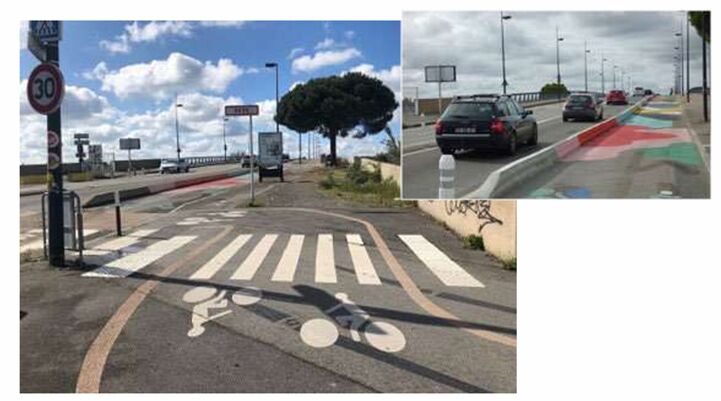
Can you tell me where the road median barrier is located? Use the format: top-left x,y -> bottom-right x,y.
83,168 -> 249,208
466,97 -> 650,198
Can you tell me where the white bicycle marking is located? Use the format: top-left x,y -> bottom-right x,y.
181,285 -> 262,337
299,292 -> 406,353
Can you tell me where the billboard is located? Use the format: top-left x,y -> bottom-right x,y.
425,65 -> 457,83
258,132 -> 283,167
225,105 -> 259,116
119,138 -> 141,150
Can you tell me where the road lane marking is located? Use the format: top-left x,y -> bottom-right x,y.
398,235 -> 484,288
190,234 -> 252,280
347,234 -> 381,285
271,234 -> 305,282
76,226 -> 233,393
84,229 -> 158,256
230,234 -> 278,280
315,234 -> 336,283
20,229 -> 99,253
82,236 -> 196,278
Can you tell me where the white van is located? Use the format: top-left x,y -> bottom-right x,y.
633,87 -> 645,97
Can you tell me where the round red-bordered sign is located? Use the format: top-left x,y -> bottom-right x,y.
47,130 -> 60,148
26,63 -> 65,115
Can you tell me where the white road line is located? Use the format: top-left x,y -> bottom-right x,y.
398,235 -> 485,288
20,229 -> 99,253
90,229 -> 158,254
347,234 -> 381,285
82,235 -> 196,278
190,234 -> 252,280
315,234 -> 336,283
271,235 -> 305,282
231,234 -> 278,280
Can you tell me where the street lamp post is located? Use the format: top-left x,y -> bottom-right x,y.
555,26 -> 564,100
612,65 -> 617,89
686,12 -> 690,103
584,41 -> 591,92
500,12 -> 512,95
222,117 -> 228,162
265,62 -> 287,164
175,93 -> 183,161
601,54 -> 607,94
676,32 -> 683,96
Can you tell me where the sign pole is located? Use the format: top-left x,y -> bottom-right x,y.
249,115 -> 255,204
46,42 -> 64,267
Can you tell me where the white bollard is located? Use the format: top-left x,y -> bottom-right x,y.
421,113 -> 426,127
438,154 -> 455,199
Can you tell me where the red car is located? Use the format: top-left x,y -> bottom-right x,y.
606,90 -> 628,105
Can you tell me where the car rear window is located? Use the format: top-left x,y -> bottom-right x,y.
443,102 -> 494,120
568,95 -> 593,104
610,90 -> 623,95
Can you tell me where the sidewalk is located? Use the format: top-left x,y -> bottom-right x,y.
682,93 -> 711,167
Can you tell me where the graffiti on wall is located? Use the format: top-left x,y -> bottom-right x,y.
444,200 -> 503,233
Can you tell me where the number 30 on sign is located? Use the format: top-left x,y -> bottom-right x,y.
26,63 -> 65,115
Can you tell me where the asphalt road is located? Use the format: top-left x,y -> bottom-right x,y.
401,99 -> 638,199
20,164 -> 517,393
19,163 -> 249,222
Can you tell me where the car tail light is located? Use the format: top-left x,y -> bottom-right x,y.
490,118 -> 505,135
435,121 -> 443,135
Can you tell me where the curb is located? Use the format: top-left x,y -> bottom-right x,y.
83,168 -> 250,208
465,97 -> 650,198
20,189 -> 45,197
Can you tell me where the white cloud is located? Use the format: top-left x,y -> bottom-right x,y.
292,48 -> 362,73
348,64 -> 401,92
289,81 -> 305,91
100,21 -> 196,54
198,21 -> 246,28
287,47 -> 304,59
344,30 -> 356,40
315,38 -> 335,50
88,52 -> 248,100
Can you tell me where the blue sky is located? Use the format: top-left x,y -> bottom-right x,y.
20,21 -> 400,164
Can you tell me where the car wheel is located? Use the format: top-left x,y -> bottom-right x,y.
528,125 -> 538,146
562,116 -> 568,122
440,147 -> 455,155
506,132 -> 517,156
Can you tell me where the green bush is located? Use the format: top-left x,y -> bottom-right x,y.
464,234 -> 485,251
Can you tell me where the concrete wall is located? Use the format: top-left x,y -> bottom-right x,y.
417,200 -> 516,261
359,158 -> 401,184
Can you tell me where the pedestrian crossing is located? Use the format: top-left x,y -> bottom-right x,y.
19,229 -> 100,253
79,229 -> 485,288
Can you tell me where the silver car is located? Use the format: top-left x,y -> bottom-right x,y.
159,158 -> 189,174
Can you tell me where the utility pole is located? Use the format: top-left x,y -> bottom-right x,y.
500,12 -> 511,95
556,26 -> 564,100
676,30 -> 684,95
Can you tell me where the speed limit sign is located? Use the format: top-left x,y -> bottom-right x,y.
26,63 -> 65,115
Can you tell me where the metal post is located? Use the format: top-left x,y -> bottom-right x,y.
584,40 -> 589,92
687,11 -> 691,103
501,12 -> 509,95
223,117 -> 228,162
249,115 -> 255,203
46,42 -> 64,267
437,81 -> 442,115
175,93 -> 181,161
601,54 -> 606,94
114,190 -> 122,236
127,148 -> 132,176
702,12 -> 708,122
